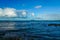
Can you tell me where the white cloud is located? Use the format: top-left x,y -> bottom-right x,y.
22,10 -> 27,16
4,8 -> 17,17
16,10 -> 27,18
0,8 -> 4,16
0,8 -> 17,17
31,12 -> 35,17
0,8 -> 60,20
35,5 -> 42,9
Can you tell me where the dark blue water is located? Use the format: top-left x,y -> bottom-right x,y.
0,20 -> 60,40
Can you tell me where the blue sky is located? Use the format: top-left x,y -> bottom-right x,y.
0,0 -> 60,20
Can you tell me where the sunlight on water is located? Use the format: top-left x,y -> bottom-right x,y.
0,22 -> 16,30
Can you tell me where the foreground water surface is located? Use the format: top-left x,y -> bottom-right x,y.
0,20 -> 60,40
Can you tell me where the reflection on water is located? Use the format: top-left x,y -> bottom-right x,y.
0,22 -> 16,30
0,21 -> 60,40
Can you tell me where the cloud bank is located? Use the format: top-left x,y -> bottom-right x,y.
36,14 -> 60,20
0,8 -> 60,20
0,8 -> 27,18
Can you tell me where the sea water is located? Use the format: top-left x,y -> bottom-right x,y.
0,20 -> 60,40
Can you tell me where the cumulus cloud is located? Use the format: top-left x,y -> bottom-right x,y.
4,8 -> 17,17
16,10 -> 27,18
0,8 -> 27,18
31,12 -> 35,17
0,8 -> 17,17
22,10 -> 27,16
35,5 -> 42,9
0,8 -> 4,16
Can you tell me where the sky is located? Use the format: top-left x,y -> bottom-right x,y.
0,0 -> 60,20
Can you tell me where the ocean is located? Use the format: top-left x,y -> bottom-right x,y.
0,20 -> 60,40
